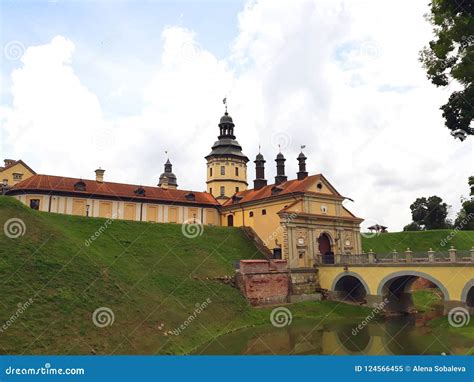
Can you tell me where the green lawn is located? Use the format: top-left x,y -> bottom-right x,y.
0,196 -> 371,355
361,229 -> 474,254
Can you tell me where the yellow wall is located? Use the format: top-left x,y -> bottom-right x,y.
319,266 -> 473,301
206,157 -> 248,199
1,162 -> 35,186
11,194 -> 221,226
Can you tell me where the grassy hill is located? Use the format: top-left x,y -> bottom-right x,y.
0,196 -> 367,355
361,229 -> 474,254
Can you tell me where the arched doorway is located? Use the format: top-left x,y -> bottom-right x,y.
227,214 -> 234,227
318,233 -> 333,264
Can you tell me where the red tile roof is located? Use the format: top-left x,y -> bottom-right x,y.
8,174 -> 219,206
222,174 -> 343,206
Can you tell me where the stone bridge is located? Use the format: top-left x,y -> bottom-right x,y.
318,249 -> 474,314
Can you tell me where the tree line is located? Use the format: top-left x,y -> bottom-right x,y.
404,176 -> 474,231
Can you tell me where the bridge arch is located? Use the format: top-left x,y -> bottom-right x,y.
461,279 -> 474,307
331,271 -> 370,303
377,270 -> 449,314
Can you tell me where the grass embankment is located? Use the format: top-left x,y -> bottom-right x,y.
0,196 -> 371,355
361,229 -> 474,253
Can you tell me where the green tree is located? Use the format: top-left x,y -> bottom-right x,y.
454,176 -> 474,229
403,222 -> 422,231
419,0 -> 473,140
409,196 -> 449,229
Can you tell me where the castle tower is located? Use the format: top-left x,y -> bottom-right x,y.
274,151 -> 287,185
205,107 -> 248,202
158,158 -> 178,189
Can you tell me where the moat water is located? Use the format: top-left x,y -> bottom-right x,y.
194,308 -> 472,355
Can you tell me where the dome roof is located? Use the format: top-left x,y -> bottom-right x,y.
276,152 -> 285,160
298,151 -> 307,159
255,153 -> 264,160
219,112 -> 233,124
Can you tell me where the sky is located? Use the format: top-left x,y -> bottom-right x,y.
0,0 -> 472,231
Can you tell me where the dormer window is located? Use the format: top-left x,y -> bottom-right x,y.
13,173 -> 23,182
232,194 -> 243,203
271,186 -> 283,195
74,180 -> 86,191
185,192 -> 196,201
134,187 -> 146,196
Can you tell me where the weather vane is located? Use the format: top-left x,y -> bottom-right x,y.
301,145 -> 306,151
223,97 -> 227,113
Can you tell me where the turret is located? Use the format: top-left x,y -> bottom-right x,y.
253,152 -> 267,190
274,152 -> 287,185
158,158 -> 178,189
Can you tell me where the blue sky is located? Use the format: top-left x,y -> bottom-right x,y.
0,0 -> 472,230
1,0 -> 244,114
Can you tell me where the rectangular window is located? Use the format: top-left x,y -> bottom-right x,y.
235,187 -> 239,193
220,166 -> 225,175
209,187 -> 212,195
262,209 -> 267,215
29,199 -> 40,210
235,167 -> 239,176
220,186 -> 225,196
249,211 -> 254,217
209,168 -> 212,177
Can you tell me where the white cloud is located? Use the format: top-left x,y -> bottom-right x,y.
1,0 -> 472,231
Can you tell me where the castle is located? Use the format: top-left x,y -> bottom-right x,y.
2,108 -> 363,269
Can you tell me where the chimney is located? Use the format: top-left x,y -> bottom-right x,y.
95,168 -> 105,182
253,153 -> 267,190
4,159 -> 15,167
297,151 -> 308,180
274,152 -> 287,185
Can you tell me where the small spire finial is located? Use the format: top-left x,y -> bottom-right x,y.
278,144 -> 281,153
223,97 -> 227,114
258,144 -> 261,153
300,145 -> 306,152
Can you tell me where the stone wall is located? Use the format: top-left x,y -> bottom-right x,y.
237,260 -> 289,306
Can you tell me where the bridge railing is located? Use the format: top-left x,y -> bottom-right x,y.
315,247 -> 474,265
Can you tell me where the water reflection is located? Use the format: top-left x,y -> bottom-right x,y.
194,313 -> 471,355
